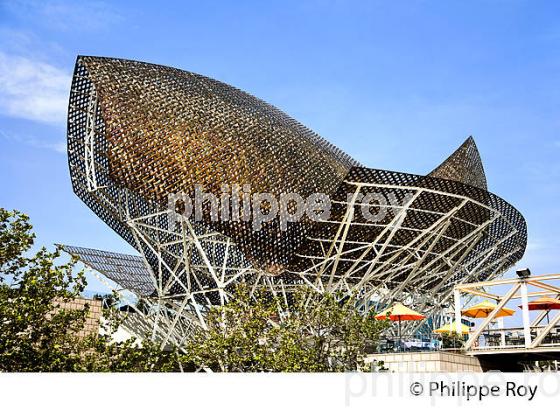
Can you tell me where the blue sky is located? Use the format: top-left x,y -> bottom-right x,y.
0,0 -> 559,296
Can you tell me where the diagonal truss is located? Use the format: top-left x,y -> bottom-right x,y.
63,55 -> 528,348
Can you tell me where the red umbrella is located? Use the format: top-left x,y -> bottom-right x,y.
519,297 -> 560,324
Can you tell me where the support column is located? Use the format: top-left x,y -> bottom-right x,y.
498,317 -> 506,347
520,281 -> 531,348
454,288 -> 462,335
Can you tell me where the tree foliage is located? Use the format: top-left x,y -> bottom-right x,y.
0,207 -> 387,372
0,208 -> 179,372
440,331 -> 466,349
184,286 -> 388,372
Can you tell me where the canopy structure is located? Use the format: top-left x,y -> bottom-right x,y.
63,55 -> 528,345
61,245 -> 155,296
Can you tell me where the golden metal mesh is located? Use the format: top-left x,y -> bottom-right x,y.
67,56 -> 527,298
80,56 -> 356,202
429,136 -> 488,190
74,56 -> 358,271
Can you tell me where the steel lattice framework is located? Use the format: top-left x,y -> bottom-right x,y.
64,56 -> 527,345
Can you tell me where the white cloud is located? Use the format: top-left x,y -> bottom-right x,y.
0,130 -> 66,154
3,0 -> 124,32
0,52 -> 71,125
0,27 -> 68,63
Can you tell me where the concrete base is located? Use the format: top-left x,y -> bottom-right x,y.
367,351 -> 484,373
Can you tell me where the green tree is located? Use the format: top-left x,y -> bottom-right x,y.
440,331 -> 466,349
0,207 -> 387,372
0,208 -> 179,372
183,286 -> 388,372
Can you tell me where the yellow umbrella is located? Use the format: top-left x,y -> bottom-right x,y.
375,303 -> 425,350
434,321 -> 471,335
462,300 -> 515,319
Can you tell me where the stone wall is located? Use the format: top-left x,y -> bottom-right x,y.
56,298 -> 103,338
367,351 -> 483,373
